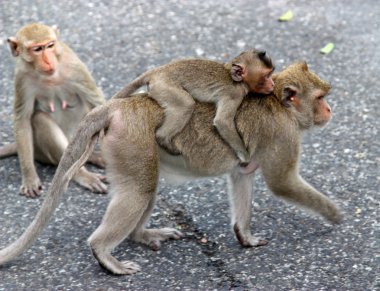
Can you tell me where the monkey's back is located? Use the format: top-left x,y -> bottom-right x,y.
151,59 -> 240,101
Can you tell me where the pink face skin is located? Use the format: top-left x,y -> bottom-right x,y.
250,68 -> 275,94
28,41 -> 58,75
241,67 -> 275,95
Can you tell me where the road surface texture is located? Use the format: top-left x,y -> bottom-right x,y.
0,0 -> 379,290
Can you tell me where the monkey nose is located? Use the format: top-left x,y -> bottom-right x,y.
44,67 -> 55,75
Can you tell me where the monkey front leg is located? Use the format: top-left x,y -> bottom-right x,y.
213,96 -> 249,163
227,168 -> 268,247
14,118 -> 42,197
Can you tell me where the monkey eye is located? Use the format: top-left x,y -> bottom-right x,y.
266,68 -> 275,79
316,95 -> 325,100
32,46 -> 43,52
46,42 -> 55,49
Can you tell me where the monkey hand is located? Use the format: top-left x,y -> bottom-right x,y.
236,150 -> 251,165
20,174 -> 43,198
156,136 -> 181,155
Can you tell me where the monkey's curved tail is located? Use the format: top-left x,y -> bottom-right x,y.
0,105 -> 111,266
112,72 -> 150,99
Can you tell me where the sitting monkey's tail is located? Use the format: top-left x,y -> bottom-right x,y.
0,104 -> 112,266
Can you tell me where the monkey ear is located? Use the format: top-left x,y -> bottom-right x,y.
51,25 -> 63,55
301,61 -> 309,71
7,37 -> 20,57
281,85 -> 299,108
258,51 -> 266,59
51,24 -> 60,38
231,64 -> 245,82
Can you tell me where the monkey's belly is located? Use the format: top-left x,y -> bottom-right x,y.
158,147 -> 236,184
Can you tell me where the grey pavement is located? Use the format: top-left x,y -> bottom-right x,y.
0,0 -> 379,290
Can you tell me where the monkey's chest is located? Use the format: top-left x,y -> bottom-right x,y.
35,90 -> 81,114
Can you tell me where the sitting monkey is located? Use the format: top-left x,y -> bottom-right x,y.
0,23 -> 106,197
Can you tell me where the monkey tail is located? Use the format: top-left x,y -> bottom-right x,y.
0,143 -> 17,158
0,105 -> 111,266
112,72 -> 150,99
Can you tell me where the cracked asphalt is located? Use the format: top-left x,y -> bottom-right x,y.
0,0 -> 379,290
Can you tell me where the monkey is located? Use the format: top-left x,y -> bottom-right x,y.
113,49 -> 275,163
0,23 -> 107,197
0,62 -> 342,275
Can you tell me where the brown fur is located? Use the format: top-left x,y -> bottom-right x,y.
114,49 -> 274,163
0,62 -> 341,275
0,23 -> 107,197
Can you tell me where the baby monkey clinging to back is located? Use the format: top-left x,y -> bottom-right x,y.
114,50 -> 274,163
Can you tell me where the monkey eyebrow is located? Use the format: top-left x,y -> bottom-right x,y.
30,41 -> 55,52
46,41 -> 55,48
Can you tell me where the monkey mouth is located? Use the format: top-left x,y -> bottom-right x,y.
41,68 -> 56,75
262,89 -> 273,95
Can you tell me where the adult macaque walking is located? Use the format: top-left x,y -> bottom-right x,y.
0,62 -> 342,275
0,23 -> 107,197
113,49 -> 274,163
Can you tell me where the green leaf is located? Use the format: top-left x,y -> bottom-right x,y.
278,10 -> 294,22
320,42 -> 335,54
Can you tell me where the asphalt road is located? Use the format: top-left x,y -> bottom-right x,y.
0,0 -> 379,290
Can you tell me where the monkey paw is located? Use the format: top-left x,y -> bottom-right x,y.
236,151 -> 250,164
130,227 -> 183,250
233,224 -> 268,247
20,176 -> 43,198
156,136 -> 181,155
92,248 -> 141,275
326,208 -> 344,225
74,172 -> 108,193
118,260 -> 141,275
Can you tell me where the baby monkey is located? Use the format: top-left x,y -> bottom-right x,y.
114,49 -> 274,163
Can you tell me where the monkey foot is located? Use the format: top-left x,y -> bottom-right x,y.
91,247 -> 141,275
326,208 -> 344,225
130,227 -> 183,250
233,223 -> 268,247
119,260 -> 141,274
74,172 -> 108,193
100,259 -> 141,275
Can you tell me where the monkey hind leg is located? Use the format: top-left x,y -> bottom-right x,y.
88,144 -> 160,274
129,189 -> 183,250
0,142 -> 17,158
149,82 -> 196,154
88,183 -> 153,275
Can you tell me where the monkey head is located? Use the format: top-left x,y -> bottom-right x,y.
230,49 -> 275,95
274,62 -> 332,129
7,23 -> 63,75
